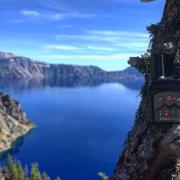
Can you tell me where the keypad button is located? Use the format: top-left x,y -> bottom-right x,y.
157,96 -> 164,103
167,96 -> 173,101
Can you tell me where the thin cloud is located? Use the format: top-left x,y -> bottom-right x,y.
55,30 -> 149,53
42,53 -> 139,61
22,10 -> 40,16
47,45 -> 79,51
46,44 -> 120,54
115,41 -> 149,50
53,30 -> 148,62
20,10 -> 98,22
86,30 -> 148,38
21,10 -> 65,21
69,12 -> 96,18
56,30 -> 149,43
87,45 -> 117,52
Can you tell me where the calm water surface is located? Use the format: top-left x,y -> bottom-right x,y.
0,82 -> 141,180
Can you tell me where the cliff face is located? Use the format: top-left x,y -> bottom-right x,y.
149,0 -> 180,54
0,93 -> 34,153
0,52 -> 143,83
112,0 -> 180,179
0,53 -> 49,79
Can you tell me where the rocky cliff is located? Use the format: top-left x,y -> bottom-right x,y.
0,52 -> 143,83
112,0 -> 180,180
0,92 -> 34,153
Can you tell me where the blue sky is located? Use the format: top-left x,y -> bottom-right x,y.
0,0 -> 165,71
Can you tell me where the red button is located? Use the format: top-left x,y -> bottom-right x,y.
164,111 -> 170,118
167,96 -> 172,101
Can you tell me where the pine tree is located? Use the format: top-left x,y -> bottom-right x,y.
11,164 -> 18,180
54,177 -> 61,180
7,154 -> 14,173
41,172 -> 51,180
30,163 -> 42,180
98,172 -> 109,180
16,161 -> 24,180
3,156 -> 60,180
7,155 -> 18,180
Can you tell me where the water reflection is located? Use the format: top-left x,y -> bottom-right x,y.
0,77 -> 144,90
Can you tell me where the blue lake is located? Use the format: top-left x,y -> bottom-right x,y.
0,81 -> 141,180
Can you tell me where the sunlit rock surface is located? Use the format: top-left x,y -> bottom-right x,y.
0,92 -> 34,153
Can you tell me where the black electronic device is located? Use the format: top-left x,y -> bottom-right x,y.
149,79 -> 180,123
149,42 -> 180,123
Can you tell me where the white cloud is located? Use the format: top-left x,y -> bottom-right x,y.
42,53 -> 139,61
21,10 -> 65,21
115,41 -> 149,50
47,45 -> 79,51
87,45 -> 117,51
20,10 -> 98,21
56,30 -> 149,43
45,30 -> 148,63
22,10 -> 40,16
46,44 -> 120,54
86,30 -> 148,38
55,30 -> 149,55
68,13 -> 96,19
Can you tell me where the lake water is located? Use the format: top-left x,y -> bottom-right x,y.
0,80 -> 141,180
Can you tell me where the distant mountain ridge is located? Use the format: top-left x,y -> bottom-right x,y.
0,52 -> 143,83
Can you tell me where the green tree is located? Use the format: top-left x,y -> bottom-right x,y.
3,156 -> 61,180
7,154 -> 14,173
7,155 -> 18,180
10,164 -> 18,180
41,172 -> 51,180
54,177 -> 61,180
31,163 -> 42,180
16,161 -> 24,180
98,172 -> 109,180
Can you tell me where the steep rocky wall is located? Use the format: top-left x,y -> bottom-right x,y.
112,83 -> 180,179
150,0 -> 180,54
112,0 -> 180,179
0,93 -> 34,153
